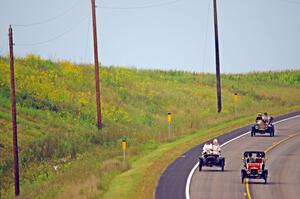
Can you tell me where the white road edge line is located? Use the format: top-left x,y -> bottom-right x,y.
185,114 -> 300,199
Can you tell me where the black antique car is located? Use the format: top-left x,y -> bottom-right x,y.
251,119 -> 274,137
199,147 -> 225,171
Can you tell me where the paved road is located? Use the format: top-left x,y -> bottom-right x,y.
190,115 -> 300,199
249,130 -> 300,199
155,111 -> 300,199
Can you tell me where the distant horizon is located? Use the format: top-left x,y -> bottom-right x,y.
1,53 -> 299,75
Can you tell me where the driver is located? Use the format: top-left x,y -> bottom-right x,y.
248,153 -> 255,163
202,142 -> 213,155
256,113 -> 263,122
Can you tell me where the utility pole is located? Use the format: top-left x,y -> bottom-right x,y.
213,0 -> 222,113
91,0 -> 102,129
8,25 -> 20,196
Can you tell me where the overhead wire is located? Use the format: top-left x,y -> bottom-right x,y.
83,13 -> 91,63
99,0 -> 183,10
202,0 -> 211,73
12,0 -> 82,27
277,0 -> 300,4
0,36 -> 6,55
0,28 -> 9,55
16,15 -> 89,46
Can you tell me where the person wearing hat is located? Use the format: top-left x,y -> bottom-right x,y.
256,113 -> 263,122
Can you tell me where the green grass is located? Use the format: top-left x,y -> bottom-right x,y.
1,54 -> 300,198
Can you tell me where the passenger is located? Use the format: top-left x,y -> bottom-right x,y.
269,116 -> 274,124
256,158 -> 263,163
255,153 -> 262,163
212,138 -> 221,155
262,112 -> 270,124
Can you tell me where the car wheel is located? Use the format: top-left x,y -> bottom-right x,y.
241,170 -> 246,184
199,162 -> 203,172
221,159 -> 225,171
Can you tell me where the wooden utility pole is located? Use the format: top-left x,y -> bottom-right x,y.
91,0 -> 102,129
8,25 -> 20,196
213,0 -> 222,113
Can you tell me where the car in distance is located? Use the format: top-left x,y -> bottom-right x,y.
251,117 -> 274,137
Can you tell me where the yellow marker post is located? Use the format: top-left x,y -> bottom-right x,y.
234,93 -> 238,114
167,113 -> 172,138
122,138 -> 127,161
234,93 -> 238,103
167,112 -> 172,123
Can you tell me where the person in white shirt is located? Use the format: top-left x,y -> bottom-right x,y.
262,112 -> 270,124
202,143 -> 213,155
212,138 -> 221,155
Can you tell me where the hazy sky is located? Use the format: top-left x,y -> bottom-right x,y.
1,0 -> 300,73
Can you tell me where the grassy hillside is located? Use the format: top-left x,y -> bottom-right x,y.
1,54 -> 300,198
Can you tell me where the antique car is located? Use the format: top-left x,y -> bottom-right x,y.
241,151 -> 268,184
199,144 -> 225,171
251,119 -> 275,137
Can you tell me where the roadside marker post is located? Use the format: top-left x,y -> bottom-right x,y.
122,138 -> 127,161
234,93 -> 238,114
167,113 -> 172,138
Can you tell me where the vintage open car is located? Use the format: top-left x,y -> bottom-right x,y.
251,119 -> 274,137
241,151 -> 268,184
199,147 -> 225,171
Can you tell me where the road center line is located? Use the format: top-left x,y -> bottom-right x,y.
245,179 -> 252,199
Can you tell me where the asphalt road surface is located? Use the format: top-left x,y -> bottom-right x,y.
248,129 -> 300,199
155,111 -> 300,199
190,115 -> 300,199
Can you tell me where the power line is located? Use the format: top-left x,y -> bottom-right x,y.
202,0 -> 211,73
12,0 -> 82,27
99,0 -> 183,10
16,15 -> 88,46
278,0 -> 300,4
0,37 -> 7,55
83,13 -> 91,62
